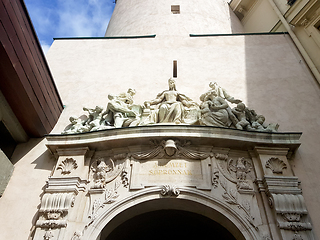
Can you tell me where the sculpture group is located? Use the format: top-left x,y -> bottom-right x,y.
62,79 -> 279,134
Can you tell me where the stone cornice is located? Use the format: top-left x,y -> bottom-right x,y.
46,125 -> 301,154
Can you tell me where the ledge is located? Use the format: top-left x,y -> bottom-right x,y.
53,35 -> 156,40
46,125 -> 302,154
189,32 -> 289,37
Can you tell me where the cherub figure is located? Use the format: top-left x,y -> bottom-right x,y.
83,106 -> 104,131
62,116 -> 89,134
232,103 -> 250,130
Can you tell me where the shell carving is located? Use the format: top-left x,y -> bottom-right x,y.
265,157 -> 287,174
57,158 -> 78,174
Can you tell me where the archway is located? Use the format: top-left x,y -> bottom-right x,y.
97,197 -> 248,240
103,209 -> 237,240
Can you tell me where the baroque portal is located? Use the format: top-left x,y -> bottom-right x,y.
31,79 -> 315,239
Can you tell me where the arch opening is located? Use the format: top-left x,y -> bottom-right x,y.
103,209 -> 237,240
99,198 -> 246,240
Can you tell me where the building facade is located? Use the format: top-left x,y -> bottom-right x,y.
1,0 -> 320,240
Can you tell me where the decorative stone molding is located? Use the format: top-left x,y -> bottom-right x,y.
215,153 -> 254,194
43,229 -> 54,240
212,168 -> 219,188
36,192 -> 75,229
263,175 -> 313,238
71,231 -> 82,240
131,139 -> 211,160
265,157 -> 287,174
292,232 -> 304,240
88,180 -> 121,224
57,158 -> 78,174
160,185 -> 180,196
90,157 -> 125,189
220,180 -> 257,230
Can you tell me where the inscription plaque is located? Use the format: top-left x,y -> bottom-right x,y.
130,158 -> 211,190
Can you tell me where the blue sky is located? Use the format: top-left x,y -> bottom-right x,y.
24,0 -> 115,54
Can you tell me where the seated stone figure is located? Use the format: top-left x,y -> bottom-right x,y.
199,90 -> 232,127
143,78 -> 199,124
102,88 -> 141,128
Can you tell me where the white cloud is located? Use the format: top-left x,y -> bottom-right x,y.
25,0 -> 114,47
56,0 -> 114,37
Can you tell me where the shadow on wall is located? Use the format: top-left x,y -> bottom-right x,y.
228,5 -> 245,34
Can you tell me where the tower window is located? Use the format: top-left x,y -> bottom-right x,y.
171,5 -> 180,14
173,60 -> 177,78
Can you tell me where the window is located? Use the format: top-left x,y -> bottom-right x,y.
173,60 -> 177,78
171,5 -> 180,14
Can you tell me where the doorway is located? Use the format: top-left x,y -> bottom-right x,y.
103,209 -> 237,240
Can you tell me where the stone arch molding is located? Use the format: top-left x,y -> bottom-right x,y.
82,187 -> 258,240
33,126 -> 316,240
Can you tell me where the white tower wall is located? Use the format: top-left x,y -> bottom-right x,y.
105,0 -> 244,37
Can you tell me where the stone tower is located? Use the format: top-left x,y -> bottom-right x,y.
105,0 -> 244,37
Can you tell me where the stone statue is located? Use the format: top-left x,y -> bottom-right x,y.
61,80 -> 279,134
61,116 -> 89,134
200,81 -> 242,104
101,88 -> 141,128
82,106 -> 105,131
199,89 -> 232,127
144,78 -> 199,124
232,103 -> 250,130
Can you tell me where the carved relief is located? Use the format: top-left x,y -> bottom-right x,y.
90,158 -> 124,189
36,193 -> 75,229
212,168 -> 219,188
57,158 -> 78,174
131,139 -> 210,160
160,185 -> 180,196
43,229 -> 54,240
268,193 -> 312,236
265,157 -> 287,174
62,81 -> 279,134
220,180 -> 257,230
292,232 -> 304,240
215,153 -> 255,194
71,231 -> 82,240
89,181 -> 121,222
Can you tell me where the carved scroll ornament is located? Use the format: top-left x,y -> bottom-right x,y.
160,185 -> 180,196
